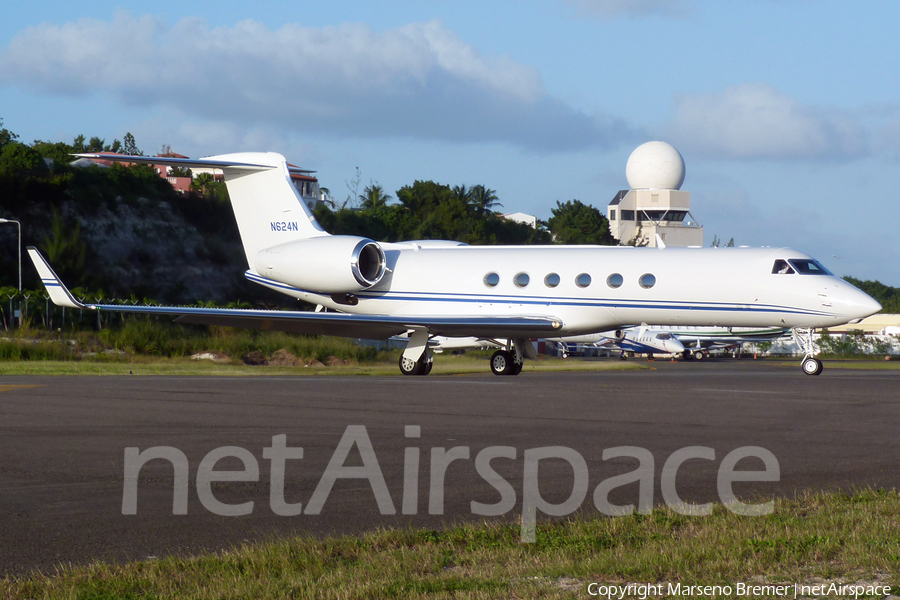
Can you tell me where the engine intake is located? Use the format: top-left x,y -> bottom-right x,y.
255,236 -> 386,293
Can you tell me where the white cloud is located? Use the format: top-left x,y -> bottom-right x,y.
668,83 -> 868,160
565,0 -> 692,18
0,13 -> 633,151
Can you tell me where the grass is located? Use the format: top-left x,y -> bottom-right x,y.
2,489 -> 899,599
0,353 -> 645,376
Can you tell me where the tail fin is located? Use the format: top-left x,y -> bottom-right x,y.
74,151 -> 329,267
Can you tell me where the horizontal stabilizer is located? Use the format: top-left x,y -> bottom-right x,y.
72,153 -> 278,171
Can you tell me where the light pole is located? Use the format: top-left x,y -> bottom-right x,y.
0,218 -> 20,292
0,218 -> 21,327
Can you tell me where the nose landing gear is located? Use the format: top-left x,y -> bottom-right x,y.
793,328 -> 823,376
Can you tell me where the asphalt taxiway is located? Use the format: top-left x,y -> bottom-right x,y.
2,360 -> 899,576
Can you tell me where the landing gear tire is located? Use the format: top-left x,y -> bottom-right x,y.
802,357 -> 823,376
511,361 -> 523,375
682,350 -> 692,360
491,350 -> 516,376
693,351 -> 705,361
399,353 -> 430,376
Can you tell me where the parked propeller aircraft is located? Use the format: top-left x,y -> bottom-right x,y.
29,152 -> 881,376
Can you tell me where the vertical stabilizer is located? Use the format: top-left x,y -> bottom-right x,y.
73,151 -> 331,269
210,152 -> 329,267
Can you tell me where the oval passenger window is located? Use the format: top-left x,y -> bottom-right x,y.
639,273 -> 656,289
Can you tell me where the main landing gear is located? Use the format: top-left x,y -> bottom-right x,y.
399,335 -> 532,377
490,339 -> 531,376
490,350 -> 523,375
399,350 -> 433,376
792,327 -> 823,376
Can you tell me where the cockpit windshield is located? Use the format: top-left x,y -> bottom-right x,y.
772,259 -> 832,275
772,259 -> 795,274
656,333 -> 672,340
788,259 -> 832,275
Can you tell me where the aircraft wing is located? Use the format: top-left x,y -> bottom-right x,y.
28,248 -> 562,340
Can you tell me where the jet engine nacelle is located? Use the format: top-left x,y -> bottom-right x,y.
614,329 -> 626,340
254,235 -> 386,293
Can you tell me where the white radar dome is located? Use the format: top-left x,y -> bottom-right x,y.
625,141 -> 685,190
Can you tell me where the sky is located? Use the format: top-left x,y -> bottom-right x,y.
2,0 -> 899,285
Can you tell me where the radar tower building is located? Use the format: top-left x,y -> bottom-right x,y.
608,141 -> 703,247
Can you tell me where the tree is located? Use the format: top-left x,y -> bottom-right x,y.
168,166 -> 192,178
191,172 -> 216,196
546,200 -> 615,245
42,208 -> 87,282
452,184 -> 471,205
343,166 -> 361,209
358,184 -> 391,211
32,140 -> 76,167
122,132 -> 142,156
470,185 -> 502,216
0,141 -> 45,177
0,118 -> 18,151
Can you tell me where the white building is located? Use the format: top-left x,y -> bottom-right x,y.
607,141 -> 703,247
501,212 -> 538,229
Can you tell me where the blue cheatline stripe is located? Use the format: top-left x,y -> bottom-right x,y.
619,341 -> 665,353
243,272 -> 836,319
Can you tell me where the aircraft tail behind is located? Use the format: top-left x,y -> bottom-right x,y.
75,151 -> 329,267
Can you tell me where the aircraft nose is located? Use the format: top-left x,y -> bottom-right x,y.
667,338 -> 685,354
839,286 -> 882,322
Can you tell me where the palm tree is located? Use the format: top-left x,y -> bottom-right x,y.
470,185 -> 502,216
191,172 -> 216,196
359,184 -> 392,210
452,184 -> 471,205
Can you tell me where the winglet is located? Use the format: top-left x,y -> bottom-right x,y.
27,247 -> 87,309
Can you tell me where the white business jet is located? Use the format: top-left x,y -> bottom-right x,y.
552,328 -> 685,359
29,152 -> 881,376
661,325 -> 791,360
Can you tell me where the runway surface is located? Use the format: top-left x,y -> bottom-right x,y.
2,360 -> 899,576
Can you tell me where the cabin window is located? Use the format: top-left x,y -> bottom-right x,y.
544,273 -> 560,288
484,272 -> 500,287
514,272 -> 530,287
607,273 -> 623,288
575,273 -> 592,288
772,259 -> 795,274
639,273 -> 656,289
788,259 -> 831,275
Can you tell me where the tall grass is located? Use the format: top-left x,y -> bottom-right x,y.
0,320 -> 387,364
2,489 -> 898,599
